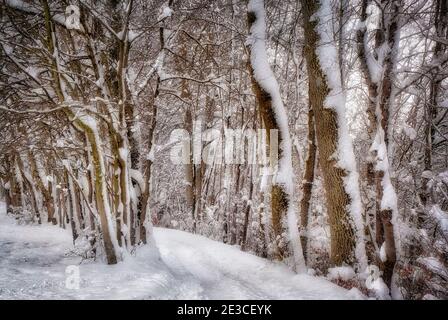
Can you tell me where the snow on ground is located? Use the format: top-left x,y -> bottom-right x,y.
0,203 -> 362,300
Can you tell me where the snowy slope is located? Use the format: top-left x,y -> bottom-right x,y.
0,203 -> 362,300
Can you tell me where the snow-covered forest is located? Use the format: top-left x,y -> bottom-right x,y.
0,0 -> 447,300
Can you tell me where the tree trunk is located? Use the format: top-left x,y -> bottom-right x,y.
246,0 -> 305,270
300,0 -> 360,266
27,151 -> 56,225
184,104 -> 197,231
241,166 -> 255,250
421,0 -> 447,206
356,0 -> 401,288
139,101 -> 158,245
86,129 -> 119,264
65,169 -> 78,243
299,106 -> 316,263
17,155 -> 41,224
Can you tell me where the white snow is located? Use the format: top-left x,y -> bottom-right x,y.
429,205 -> 448,236
0,202 -> 361,300
158,4 -> 173,21
327,266 -> 356,281
369,277 -> 390,300
146,145 -> 155,162
402,125 -> 417,140
379,242 -> 387,262
5,0 -> 33,12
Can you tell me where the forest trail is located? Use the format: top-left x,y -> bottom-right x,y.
0,203 -> 362,300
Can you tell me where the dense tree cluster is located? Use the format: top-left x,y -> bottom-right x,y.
0,0 -> 446,299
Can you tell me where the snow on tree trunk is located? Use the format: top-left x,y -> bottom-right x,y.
246,0 -> 306,272
356,0 -> 401,289
372,1 -> 401,290
300,0 -> 367,270
82,119 -> 120,264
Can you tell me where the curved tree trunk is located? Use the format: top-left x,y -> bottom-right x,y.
246,0 -> 305,270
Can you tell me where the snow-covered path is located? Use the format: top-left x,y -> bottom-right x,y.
0,203 -> 361,300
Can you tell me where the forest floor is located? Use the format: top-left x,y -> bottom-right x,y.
0,202 -> 363,299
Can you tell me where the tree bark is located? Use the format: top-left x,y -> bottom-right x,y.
300,0 -> 358,266
299,106 -> 316,263
246,1 -> 304,267
356,0 -> 401,288
27,151 -> 56,224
